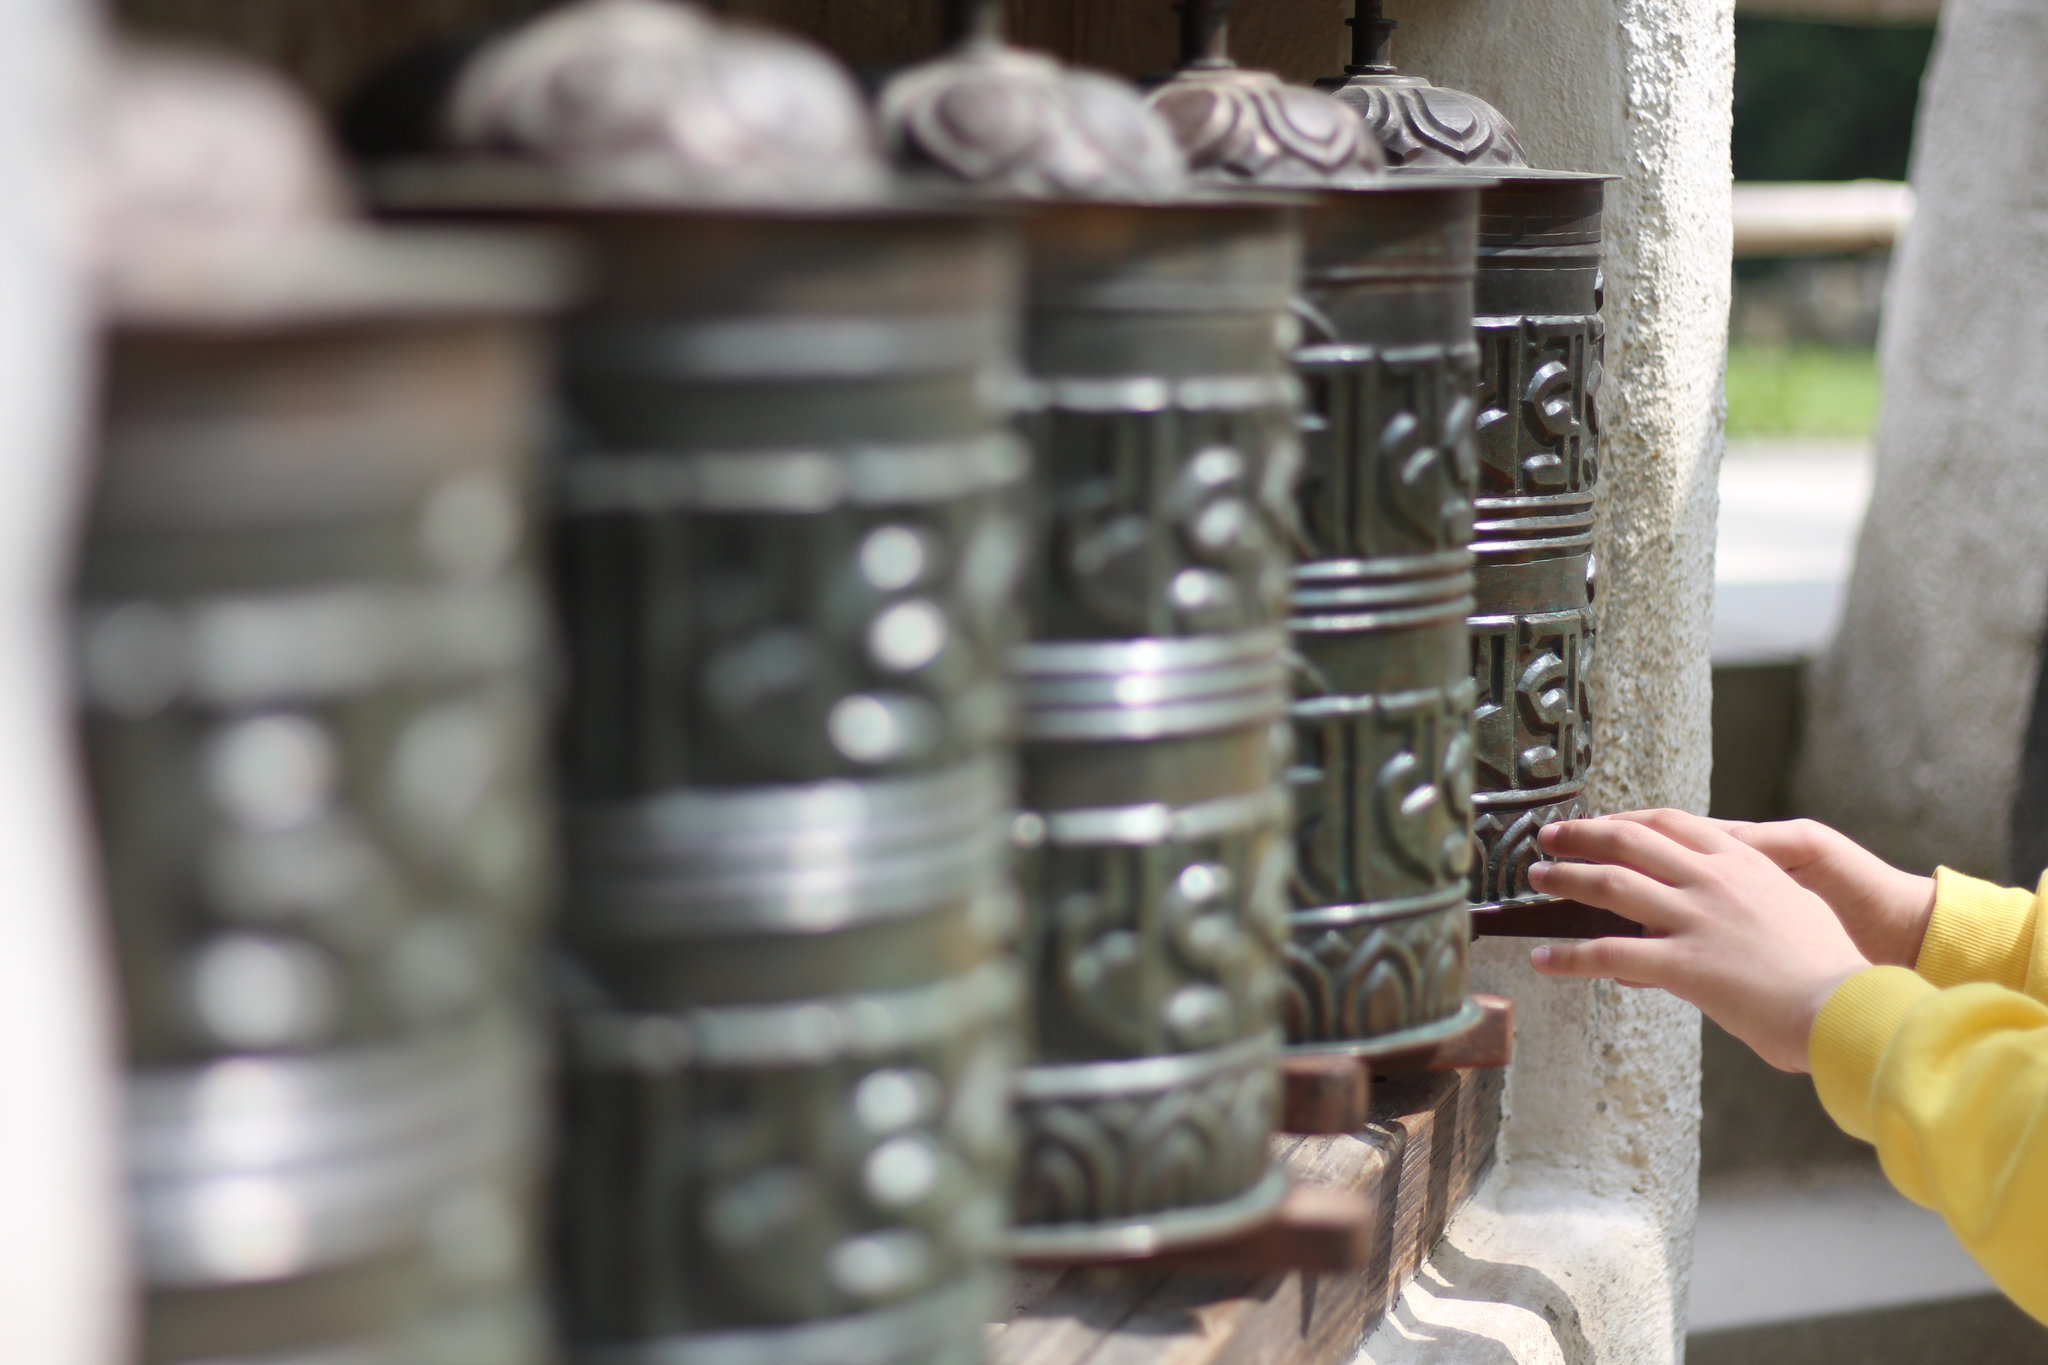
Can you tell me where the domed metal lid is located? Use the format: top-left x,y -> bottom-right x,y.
1147,0 -> 1383,191
90,44 -> 570,327
880,0 -> 1185,201
1320,1 -> 1526,171
440,0 -> 888,206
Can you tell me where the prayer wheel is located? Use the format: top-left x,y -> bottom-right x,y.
1284,180 -> 1487,1050
1327,3 -> 1610,922
389,2 -> 1031,1356
1149,0 -> 1490,1052
78,51 -> 564,1363
884,4 -> 1303,1254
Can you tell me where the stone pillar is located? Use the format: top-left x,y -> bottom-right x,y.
1796,0 -> 2048,883
1355,2 -> 1729,1361
0,6 -> 130,1365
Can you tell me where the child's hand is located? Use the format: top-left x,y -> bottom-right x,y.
1526,808 -> 1871,1073
1703,817 -> 1936,969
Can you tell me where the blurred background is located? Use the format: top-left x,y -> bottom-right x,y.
1698,5 -> 2048,1363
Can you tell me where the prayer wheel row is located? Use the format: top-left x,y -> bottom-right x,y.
77,4 -> 1610,1360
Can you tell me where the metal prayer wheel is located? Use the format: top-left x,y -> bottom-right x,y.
77,115 -> 563,1362
884,7 -> 1301,1254
1011,201 -> 1302,1252
394,2 -> 1031,1356
1284,181 -> 1486,1049
1465,173 -> 1606,906
1325,6 -> 1610,920
541,206 -> 1027,1357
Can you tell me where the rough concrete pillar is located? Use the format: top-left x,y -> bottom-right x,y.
0,6 -> 128,1365
1796,0 -> 2048,883
1352,2 -> 1729,1361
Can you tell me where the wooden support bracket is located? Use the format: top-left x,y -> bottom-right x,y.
1280,1052 -> 1372,1134
1469,896 -> 1643,939
1279,995 -> 1513,1134
1010,1183 -> 1377,1274
1370,994 -> 1512,1073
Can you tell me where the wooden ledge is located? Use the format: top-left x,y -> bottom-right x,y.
994,1067 -> 1504,1365
1012,1184 -> 1377,1275
1279,996 -> 1513,1135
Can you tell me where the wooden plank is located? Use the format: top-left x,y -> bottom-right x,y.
993,1068 -> 1503,1365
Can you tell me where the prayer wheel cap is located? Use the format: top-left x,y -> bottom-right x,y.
1320,0 -> 1527,171
1148,0 -> 1384,191
441,0 -> 888,206
881,0 -> 1186,202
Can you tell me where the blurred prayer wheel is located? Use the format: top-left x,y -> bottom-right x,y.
80,209 -> 563,1364
375,1 -> 1032,1355
886,9 -> 1303,1253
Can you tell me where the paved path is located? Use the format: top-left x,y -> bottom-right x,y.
1713,438 -> 1874,666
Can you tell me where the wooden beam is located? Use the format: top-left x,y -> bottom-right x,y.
1733,180 -> 1913,257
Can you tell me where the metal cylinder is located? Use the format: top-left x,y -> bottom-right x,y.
78,232 -> 562,1365
1468,173 -> 1605,912
1285,181 -> 1487,1049
544,205 -> 1029,1361
1007,199 -> 1298,1256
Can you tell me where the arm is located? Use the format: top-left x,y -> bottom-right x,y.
1526,809 -> 2048,1326
1812,968 -> 2048,1325
1715,819 -> 2048,999
1915,868 -> 2047,997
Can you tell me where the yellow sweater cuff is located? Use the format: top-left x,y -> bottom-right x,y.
1917,867 -> 2039,991
1811,966 -> 1939,1142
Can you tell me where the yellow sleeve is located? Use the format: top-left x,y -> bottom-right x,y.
1811,967 -> 2048,1326
1916,867 -> 2046,997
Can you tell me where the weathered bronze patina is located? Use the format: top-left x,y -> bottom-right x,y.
1319,0 -> 1526,171
883,5 -> 1301,1257
1285,181 -> 1487,1052
79,49 -> 563,1365
1006,199 -> 1303,1253
1148,0 -> 1382,191
386,2 -> 1030,1356
1465,173 -> 1605,911
1318,11 -> 1611,929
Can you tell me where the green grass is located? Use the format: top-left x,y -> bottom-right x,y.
1724,344 -> 1880,440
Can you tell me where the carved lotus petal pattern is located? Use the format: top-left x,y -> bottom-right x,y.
881,43 -> 1185,201
1147,68 -> 1382,190
1330,79 -> 1526,171
446,0 -> 885,203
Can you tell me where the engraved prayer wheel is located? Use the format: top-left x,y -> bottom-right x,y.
1465,173 -> 1605,907
543,209 -> 1027,1351
883,6 -> 1301,1253
1010,200 -> 1302,1253
79,81 -> 564,1364
1284,181 -> 1486,1050
380,2 -> 1031,1356
1323,5 -> 1610,923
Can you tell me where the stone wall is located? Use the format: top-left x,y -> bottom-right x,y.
1796,0 -> 2048,883
1357,2 -> 1729,1361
